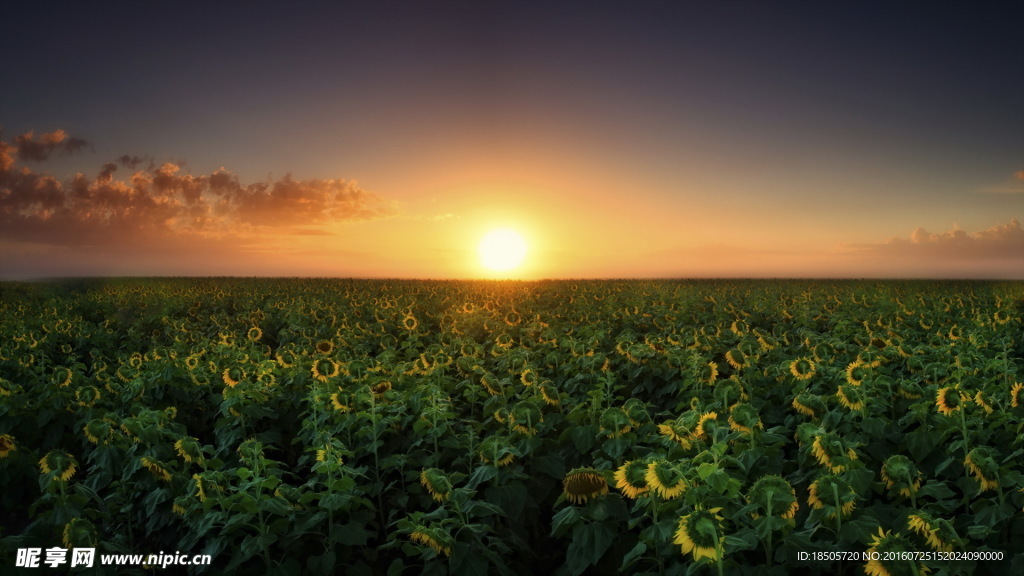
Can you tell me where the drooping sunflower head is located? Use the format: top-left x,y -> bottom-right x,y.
657,420 -> 693,449
963,447 -> 1000,492
694,411 -> 719,440
247,326 -> 263,342
1011,382 -> 1023,408
728,403 -> 762,436
478,435 -> 516,467
807,474 -> 857,520
39,451 -> 78,482
864,527 -> 926,576
645,459 -> 688,499
311,358 -> 341,383
699,361 -> 719,385
725,348 -> 748,370
237,438 -> 264,465
935,387 -> 966,416
409,524 -> 453,557
420,468 -> 453,503
673,506 -> 725,564
562,468 -> 609,505
82,419 -> 113,446
174,437 -> 205,465
520,368 -> 538,387
746,475 -> 799,521
402,313 -> 418,332
792,393 -> 825,419
539,380 -> 560,406
880,455 -> 922,498
907,511 -> 959,553
599,406 -> 633,439
222,366 -> 245,388
140,456 -> 172,482
810,432 -> 857,474
845,359 -> 868,386
314,340 -> 335,355
613,460 -> 650,499
836,384 -> 866,412
62,518 -> 98,549
789,357 -> 816,381
52,366 -> 74,388
370,380 -> 393,399
0,434 -> 16,458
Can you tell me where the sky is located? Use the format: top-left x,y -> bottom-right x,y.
1,1 -> 1022,280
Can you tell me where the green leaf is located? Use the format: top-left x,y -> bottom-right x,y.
565,522 -> 616,576
620,541 -> 647,570
550,505 -> 582,536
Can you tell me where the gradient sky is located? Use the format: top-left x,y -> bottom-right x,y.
2,1 -> 1022,279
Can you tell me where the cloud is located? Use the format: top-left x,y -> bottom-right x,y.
976,170 -> 1024,194
840,218 -> 1024,278
0,129 -> 396,247
11,129 -> 90,162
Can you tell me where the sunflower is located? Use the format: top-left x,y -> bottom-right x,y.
694,411 -> 719,440
0,434 -> 15,458
599,406 -> 633,438
75,385 -> 101,407
62,518 -> 98,549
410,526 -> 453,557
140,456 -> 173,482
480,373 -> 502,396
963,447 -> 999,492
311,358 -> 340,383
247,326 -> 262,342
174,437 -> 205,465
844,359 -> 867,386
314,340 -> 335,354
673,507 -> 725,564
237,439 -> 264,465
402,313 -> 418,331
562,468 -> 609,504
864,527 -> 928,576
39,451 -> 78,482
657,421 -> 693,449
539,381 -> 560,406
275,349 -> 297,368
728,403 -> 762,436
792,393 -> 824,419
807,475 -> 856,520
789,357 -> 816,381
699,361 -> 719,385
52,366 -> 73,388
973,390 -> 993,415
907,511 -> 958,552
811,433 -> 857,474
645,459 -> 688,499
520,368 -> 538,387
504,310 -> 521,326
420,468 -> 453,503
880,455 -> 922,498
478,436 -> 515,467
935,387 -> 965,416
222,366 -> 245,388
746,475 -> 799,520
371,380 -> 392,399
83,420 -> 113,445
329,392 -> 351,412
725,349 -> 748,370
613,460 -> 649,499
836,384 -> 865,412
1012,382 -> 1024,408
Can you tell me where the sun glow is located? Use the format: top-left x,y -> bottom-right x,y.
478,229 -> 528,273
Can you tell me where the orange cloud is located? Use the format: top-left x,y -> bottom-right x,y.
840,218 -> 1024,278
0,130 -> 395,247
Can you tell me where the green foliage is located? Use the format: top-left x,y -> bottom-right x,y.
0,278 -> 1021,574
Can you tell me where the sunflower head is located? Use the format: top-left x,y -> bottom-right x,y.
62,518 -> 98,549
174,437 -> 205,465
836,384 -> 866,412
792,393 -> 825,419
673,506 -> 725,564
562,468 -> 610,505
645,459 -> 688,499
420,468 -> 453,503
237,438 -> 264,465
0,434 -> 16,458
807,475 -> 857,520
39,451 -> 78,483
694,411 -> 719,440
83,419 -> 114,446
613,460 -> 650,499
963,447 -> 1000,492
880,455 -> 922,498
907,511 -> 959,552
409,524 -> 453,557
728,403 -> 762,436
865,527 -> 927,576
599,406 -> 633,438
1011,382 -> 1023,408
935,387 -> 965,416
810,432 -> 857,474
789,357 -> 816,381
746,475 -> 799,521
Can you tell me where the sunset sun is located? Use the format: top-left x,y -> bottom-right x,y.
478,228 -> 528,273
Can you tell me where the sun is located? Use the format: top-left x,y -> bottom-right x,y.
478,228 -> 528,273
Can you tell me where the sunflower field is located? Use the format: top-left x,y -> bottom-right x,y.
1,278 -> 1022,576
